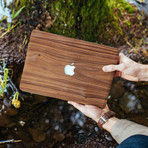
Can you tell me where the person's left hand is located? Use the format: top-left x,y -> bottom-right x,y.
68,101 -> 110,123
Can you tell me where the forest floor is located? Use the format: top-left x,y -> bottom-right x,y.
0,0 -> 148,147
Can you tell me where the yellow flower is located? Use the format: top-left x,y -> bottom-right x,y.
12,99 -> 21,108
11,92 -> 20,108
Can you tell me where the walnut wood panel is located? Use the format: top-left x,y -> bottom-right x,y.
20,30 -> 119,108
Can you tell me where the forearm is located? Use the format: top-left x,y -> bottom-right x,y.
101,118 -> 148,144
138,64 -> 148,81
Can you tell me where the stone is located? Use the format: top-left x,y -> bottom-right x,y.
105,134 -> 112,141
53,108 -> 63,121
53,132 -> 65,142
28,128 -> 46,143
110,80 -> 125,99
5,107 -> 18,116
119,92 -> 143,113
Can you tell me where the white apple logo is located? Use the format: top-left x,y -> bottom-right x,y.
64,63 -> 75,76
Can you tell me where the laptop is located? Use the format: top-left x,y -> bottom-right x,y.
20,30 -> 118,108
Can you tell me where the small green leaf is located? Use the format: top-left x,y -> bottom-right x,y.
4,68 -> 9,87
7,23 -> 11,30
12,6 -> 25,19
1,84 -> 7,95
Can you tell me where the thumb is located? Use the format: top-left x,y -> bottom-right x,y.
102,63 -> 125,72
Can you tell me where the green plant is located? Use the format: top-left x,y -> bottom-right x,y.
49,0 -> 135,44
12,91 -> 20,108
5,6 -> 25,31
0,60 -> 8,97
0,59 -> 20,108
12,6 -> 25,19
14,0 -> 33,11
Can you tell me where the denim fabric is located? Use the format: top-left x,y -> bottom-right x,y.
117,135 -> 148,148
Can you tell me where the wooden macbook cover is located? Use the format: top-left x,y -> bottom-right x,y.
20,30 -> 118,108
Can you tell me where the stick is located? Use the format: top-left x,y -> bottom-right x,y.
0,22 -> 19,39
0,139 -> 22,144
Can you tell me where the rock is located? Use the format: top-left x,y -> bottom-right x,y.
3,98 -> 11,107
105,134 -> 112,141
5,107 -> 18,116
0,114 -> 11,127
94,126 -> 101,135
28,128 -> 46,143
53,108 -> 63,122
110,80 -> 125,99
40,119 -> 51,131
136,86 -> 148,113
119,92 -> 143,113
53,132 -> 65,142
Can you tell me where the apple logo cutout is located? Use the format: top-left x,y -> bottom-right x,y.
64,63 -> 75,76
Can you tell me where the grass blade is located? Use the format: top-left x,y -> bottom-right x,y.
4,68 -> 9,87
12,6 -> 25,19
1,84 -> 7,95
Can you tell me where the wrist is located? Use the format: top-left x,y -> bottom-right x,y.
102,117 -> 119,132
97,111 -> 116,129
94,110 -> 109,123
138,64 -> 148,81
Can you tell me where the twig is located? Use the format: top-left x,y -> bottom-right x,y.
125,37 -> 137,51
0,139 -> 22,145
0,22 -> 19,38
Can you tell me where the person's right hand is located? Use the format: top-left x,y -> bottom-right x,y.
102,53 -> 147,82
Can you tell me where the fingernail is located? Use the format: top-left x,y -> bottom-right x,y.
68,101 -> 72,104
102,66 -> 107,71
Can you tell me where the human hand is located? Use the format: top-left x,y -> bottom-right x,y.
68,101 -> 119,132
102,53 -> 147,81
68,101 -> 109,123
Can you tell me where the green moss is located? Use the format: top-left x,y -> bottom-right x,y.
14,0 -> 34,13
126,21 -> 131,28
49,0 -> 113,41
48,0 -> 135,44
11,0 -> 136,45
117,0 -> 135,13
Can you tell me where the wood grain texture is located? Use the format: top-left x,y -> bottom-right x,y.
20,30 -> 119,108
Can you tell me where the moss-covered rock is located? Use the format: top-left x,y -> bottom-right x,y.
47,0 -> 135,44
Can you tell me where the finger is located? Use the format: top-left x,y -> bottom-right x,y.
121,73 -> 139,81
102,63 -> 125,72
68,101 -> 75,104
68,101 -> 85,112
